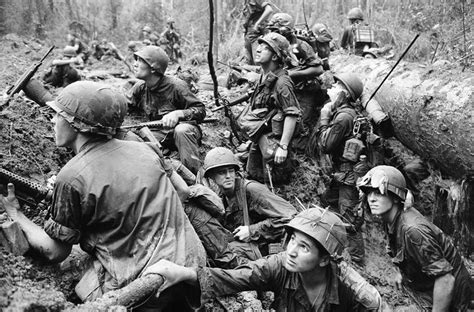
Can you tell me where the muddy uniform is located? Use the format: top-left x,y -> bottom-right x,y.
183,184 -> 263,269
243,0 -> 272,64
127,76 -> 206,173
386,207 -> 473,311
220,177 -> 296,256
43,64 -> 81,88
197,252 -> 369,312
246,67 -> 301,184
44,138 -> 206,305
319,104 -> 365,263
287,39 -> 329,152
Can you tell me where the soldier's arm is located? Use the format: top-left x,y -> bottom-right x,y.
432,273 -> 455,312
253,3 -> 273,30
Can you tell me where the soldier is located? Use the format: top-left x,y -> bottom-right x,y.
127,45 -> 206,174
266,13 -> 329,153
317,73 -> 367,264
202,147 -> 297,257
340,7 -> 376,56
311,23 -> 333,70
142,25 -> 160,46
66,33 -> 89,63
43,46 -> 82,88
358,165 -> 473,311
160,18 -> 182,63
0,81 -> 206,310
241,32 -> 301,185
243,0 -> 274,65
143,207 -> 384,311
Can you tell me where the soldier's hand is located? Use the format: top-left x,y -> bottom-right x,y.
320,102 -> 333,126
233,225 -> 251,242
274,147 -> 288,164
0,183 -> 21,219
161,111 -> 183,129
143,259 -> 197,297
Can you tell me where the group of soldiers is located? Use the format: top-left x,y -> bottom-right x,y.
0,3 -> 472,312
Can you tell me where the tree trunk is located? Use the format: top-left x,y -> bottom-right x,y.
0,0 -> 6,35
331,55 -> 473,179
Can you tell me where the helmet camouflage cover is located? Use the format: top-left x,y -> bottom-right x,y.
134,45 -> 170,75
257,32 -> 290,60
286,206 -> 348,258
203,147 -> 240,177
358,165 -> 407,200
47,81 -> 127,137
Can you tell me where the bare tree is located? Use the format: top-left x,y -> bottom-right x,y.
0,0 -> 6,35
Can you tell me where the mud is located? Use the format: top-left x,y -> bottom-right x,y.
0,36 -> 471,311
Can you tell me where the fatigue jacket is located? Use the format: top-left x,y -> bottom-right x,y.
127,75 -> 206,122
386,207 -> 473,311
197,252 -> 371,311
44,138 -> 206,298
222,178 -> 296,246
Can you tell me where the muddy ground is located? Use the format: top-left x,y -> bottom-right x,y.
0,35 -> 471,311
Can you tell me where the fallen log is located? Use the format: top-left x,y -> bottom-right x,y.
331,54 -> 473,179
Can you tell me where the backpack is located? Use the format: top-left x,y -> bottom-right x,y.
353,24 -> 375,44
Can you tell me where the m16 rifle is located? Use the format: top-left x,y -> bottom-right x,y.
2,46 -> 55,107
120,118 -> 219,130
0,168 -> 52,210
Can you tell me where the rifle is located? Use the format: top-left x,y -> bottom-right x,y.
217,60 -> 250,73
120,118 -> 219,130
0,168 -> 52,209
211,92 -> 252,112
2,46 -> 55,107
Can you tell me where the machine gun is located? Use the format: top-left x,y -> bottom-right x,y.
120,118 -> 219,130
2,46 -> 55,107
0,168 -> 52,210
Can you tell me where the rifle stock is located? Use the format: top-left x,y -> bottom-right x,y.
2,46 -> 55,107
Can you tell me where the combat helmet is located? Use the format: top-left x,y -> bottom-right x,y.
134,46 -> 169,75
142,25 -> 152,33
333,73 -> 363,101
63,46 -> 77,58
203,147 -> 240,177
358,165 -> 407,200
286,206 -> 348,258
257,32 -> 290,60
267,13 -> 295,33
46,81 -> 127,138
347,7 -> 364,21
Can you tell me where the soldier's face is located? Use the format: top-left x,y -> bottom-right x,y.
327,81 -> 349,102
285,230 -> 328,273
52,113 -> 77,148
210,166 -> 236,192
255,43 -> 275,65
367,189 -> 394,215
134,57 -> 152,79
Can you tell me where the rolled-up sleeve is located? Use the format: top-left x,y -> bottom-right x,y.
197,253 -> 284,300
44,181 -> 83,244
174,79 -> 206,122
404,226 -> 453,277
274,78 -> 301,118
